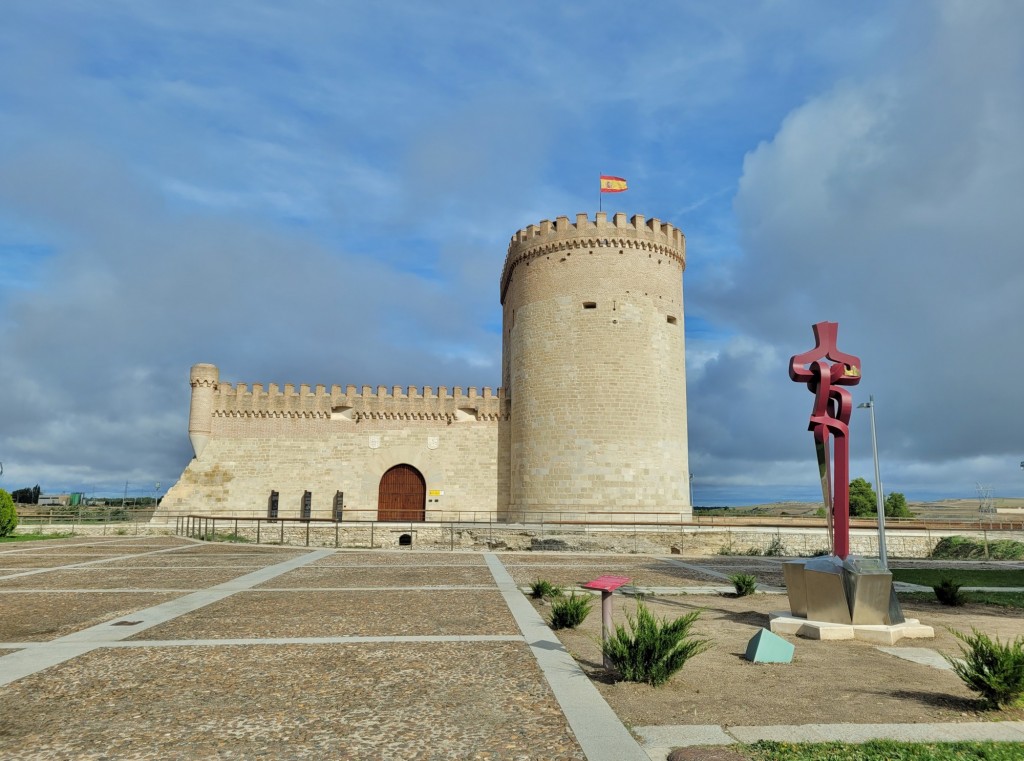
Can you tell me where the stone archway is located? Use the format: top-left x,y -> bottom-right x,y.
377,464 -> 426,522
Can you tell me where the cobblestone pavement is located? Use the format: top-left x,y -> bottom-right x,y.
11,538 -> 1005,760
0,537 -> 601,760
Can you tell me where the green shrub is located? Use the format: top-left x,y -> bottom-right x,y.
530,579 -> 563,599
0,490 -> 18,538
549,592 -> 593,629
933,578 -> 966,606
988,540 -> 1024,560
764,536 -> 786,557
944,628 -> 1024,709
931,536 -> 1024,561
602,603 -> 711,686
730,573 -> 757,596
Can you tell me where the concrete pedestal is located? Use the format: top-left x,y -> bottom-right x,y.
769,611 -> 934,645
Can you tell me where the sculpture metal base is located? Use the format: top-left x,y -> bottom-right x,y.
769,611 -> 934,644
784,555 -> 905,626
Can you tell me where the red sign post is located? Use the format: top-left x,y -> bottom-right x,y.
582,575 -> 631,668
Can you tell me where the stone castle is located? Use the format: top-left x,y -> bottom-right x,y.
159,211 -> 691,523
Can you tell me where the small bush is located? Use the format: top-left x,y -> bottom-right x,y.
932,536 -> 1024,561
730,573 -> 757,597
763,536 -> 786,557
945,628 -> 1024,709
549,592 -> 593,629
530,579 -> 563,599
933,578 -> 966,606
602,603 -> 711,686
0,490 -> 18,538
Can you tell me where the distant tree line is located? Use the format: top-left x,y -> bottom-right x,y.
849,477 -> 911,518
11,485 -> 40,504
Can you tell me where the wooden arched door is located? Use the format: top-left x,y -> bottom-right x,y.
377,464 -> 426,522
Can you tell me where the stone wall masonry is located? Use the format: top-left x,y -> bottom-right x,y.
75,520 -> 1018,559
159,421 -> 502,521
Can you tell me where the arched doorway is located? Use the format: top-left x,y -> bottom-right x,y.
377,464 -> 426,522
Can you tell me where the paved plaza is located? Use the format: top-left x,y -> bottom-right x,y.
1,536 -> 1022,760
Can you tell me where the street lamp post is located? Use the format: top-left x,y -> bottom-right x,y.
857,395 -> 887,568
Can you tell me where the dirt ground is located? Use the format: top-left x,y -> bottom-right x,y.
540,592 -> 1024,728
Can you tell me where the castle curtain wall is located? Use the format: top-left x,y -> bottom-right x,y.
159,377 -> 503,521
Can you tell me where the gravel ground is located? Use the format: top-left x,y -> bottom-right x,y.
549,591 -> 1024,727
0,591 -> 183,641
502,556 -> 723,588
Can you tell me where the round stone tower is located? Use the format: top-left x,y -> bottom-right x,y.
500,212 -> 690,522
188,363 -> 219,459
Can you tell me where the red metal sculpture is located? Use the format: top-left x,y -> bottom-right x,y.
789,322 -> 861,559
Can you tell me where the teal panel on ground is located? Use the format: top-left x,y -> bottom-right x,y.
744,628 -> 795,663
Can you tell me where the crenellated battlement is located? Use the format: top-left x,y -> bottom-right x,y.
500,212 -> 686,304
200,370 -> 506,424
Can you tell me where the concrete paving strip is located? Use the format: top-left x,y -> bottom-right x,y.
635,724 -> 735,756
635,721 -> 1024,750
0,548 -> 333,687
726,721 -> 1024,744
660,558 -> 735,582
876,646 -> 953,670
484,553 -> 649,761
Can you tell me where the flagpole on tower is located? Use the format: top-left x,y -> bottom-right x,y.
598,174 -> 628,212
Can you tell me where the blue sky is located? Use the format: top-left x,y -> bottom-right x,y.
0,1 -> 1021,505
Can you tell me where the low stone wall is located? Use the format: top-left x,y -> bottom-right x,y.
20,520 -> 1021,559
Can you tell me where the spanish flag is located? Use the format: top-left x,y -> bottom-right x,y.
600,175 -> 628,193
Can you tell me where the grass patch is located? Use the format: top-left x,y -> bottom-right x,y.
199,532 -> 252,543
0,532 -> 76,543
891,568 -> 1024,588
745,739 -> 1024,760
898,591 -> 1024,609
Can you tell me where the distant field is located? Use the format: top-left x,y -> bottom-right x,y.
699,498 -> 1024,520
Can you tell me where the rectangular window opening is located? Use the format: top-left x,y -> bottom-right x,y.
583,302 -> 597,309
667,315 -> 678,325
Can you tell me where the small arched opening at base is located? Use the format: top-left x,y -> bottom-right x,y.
377,464 -> 426,522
